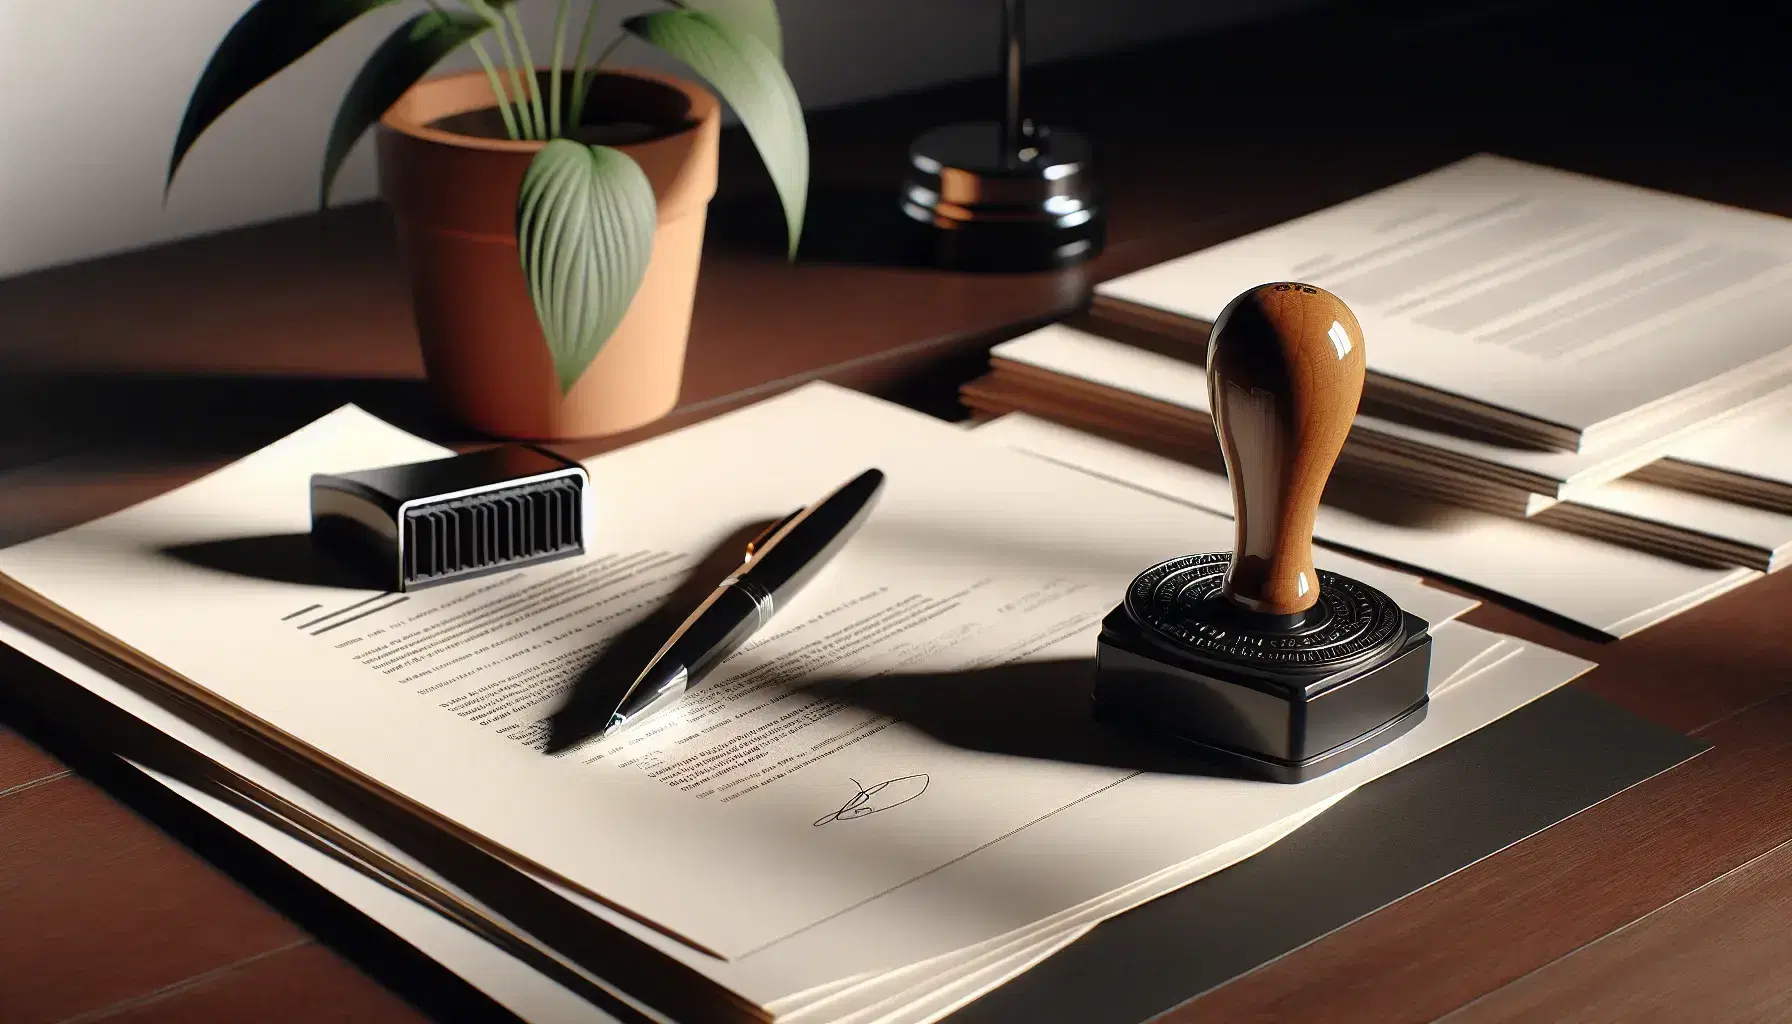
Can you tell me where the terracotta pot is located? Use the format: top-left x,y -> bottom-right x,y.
378,69 -> 720,440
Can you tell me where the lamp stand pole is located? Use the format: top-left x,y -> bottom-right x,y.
897,0 -> 1104,272
1001,0 -> 1025,162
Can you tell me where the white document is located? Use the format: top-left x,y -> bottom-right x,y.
0,383 -> 1562,1020
973,413 -> 1759,638
992,322 -> 1780,502
0,386 -> 1472,962
0,608 -> 1519,1024
1094,154 -> 1792,453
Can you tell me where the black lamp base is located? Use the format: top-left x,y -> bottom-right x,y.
900,121 -> 1104,273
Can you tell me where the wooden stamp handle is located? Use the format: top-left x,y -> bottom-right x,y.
1207,283 -> 1366,617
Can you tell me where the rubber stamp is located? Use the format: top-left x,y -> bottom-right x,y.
1092,283 -> 1432,782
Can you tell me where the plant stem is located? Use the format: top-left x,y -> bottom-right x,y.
470,0 -> 537,138
432,0 -> 521,140
550,0 -> 573,138
468,39 -> 523,140
503,5 -> 549,141
568,1 -> 604,130
573,34 -> 628,128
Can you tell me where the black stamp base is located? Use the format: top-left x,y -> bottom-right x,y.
1093,688 -> 1430,784
1092,553 -> 1434,784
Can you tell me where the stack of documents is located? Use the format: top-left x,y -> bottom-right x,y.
1635,400 -> 1792,512
1093,154 -> 1792,456
960,154 -> 1792,635
0,383 -> 1594,1022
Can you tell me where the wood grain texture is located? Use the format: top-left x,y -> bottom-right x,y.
1560,565 -> 1792,734
0,725 -> 63,794
1441,837 -> 1792,1024
1203,284 -> 1366,615
0,777 -> 304,1024
79,942 -> 424,1024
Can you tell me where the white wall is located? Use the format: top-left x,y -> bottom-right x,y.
0,0 -> 1310,279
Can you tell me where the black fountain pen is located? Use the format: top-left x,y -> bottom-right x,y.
595,468 -> 885,738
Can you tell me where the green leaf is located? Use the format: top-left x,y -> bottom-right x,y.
683,0 -> 783,62
168,0 -> 404,196
320,9 -> 493,207
516,141 -> 659,394
626,10 -> 807,258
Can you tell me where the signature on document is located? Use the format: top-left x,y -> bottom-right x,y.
813,774 -> 930,826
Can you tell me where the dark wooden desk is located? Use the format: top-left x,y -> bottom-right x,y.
4,3 -> 1791,1021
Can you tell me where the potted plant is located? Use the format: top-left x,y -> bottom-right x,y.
167,0 -> 807,440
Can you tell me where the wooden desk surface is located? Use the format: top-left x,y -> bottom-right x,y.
4,3 -> 1790,1021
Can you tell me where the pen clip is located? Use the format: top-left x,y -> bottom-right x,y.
745,508 -> 804,563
